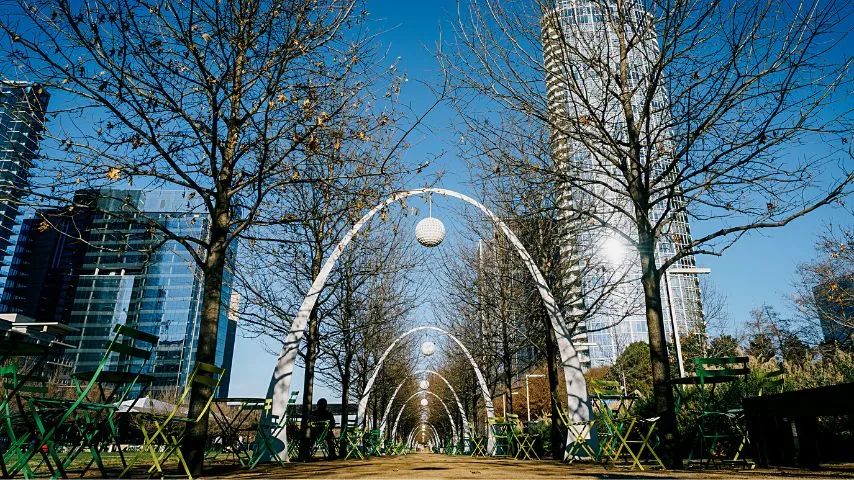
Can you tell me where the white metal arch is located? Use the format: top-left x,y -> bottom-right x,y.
265,187 -> 589,460
379,369 -> 468,439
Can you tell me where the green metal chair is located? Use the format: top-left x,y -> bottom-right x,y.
553,393 -> 597,463
725,368 -> 785,464
690,356 -> 750,466
468,424 -> 487,456
589,379 -> 662,469
363,428 -> 383,457
119,362 -> 225,479
488,417 -> 513,456
1,367 -> 50,479
249,391 -> 299,467
344,427 -> 365,459
9,324 -> 157,478
308,420 -> 332,458
508,415 -> 538,460
208,398 -> 266,466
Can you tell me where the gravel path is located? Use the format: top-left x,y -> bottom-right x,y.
201,453 -> 854,479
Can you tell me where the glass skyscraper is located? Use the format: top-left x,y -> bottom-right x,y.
0,81 -> 50,303
8,189 -> 236,395
0,207 -> 92,322
543,0 -> 706,367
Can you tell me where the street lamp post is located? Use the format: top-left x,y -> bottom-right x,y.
500,391 -> 522,417
525,374 -> 546,422
663,266 -> 711,377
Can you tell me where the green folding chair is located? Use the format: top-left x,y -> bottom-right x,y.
468,424 -> 487,456
509,416 -> 539,460
344,427 -> 365,459
725,368 -> 785,463
553,397 -> 596,463
1,367 -> 50,479
590,380 -> 647,468
488,417 -> 513,456
249,391 -> 299,467
690,356 -> 750,467
9,324 -> 157,478
119,362 -> 225,479
363,428 -> 384,457
308,420 -> 331,458
208,398 -> 266,466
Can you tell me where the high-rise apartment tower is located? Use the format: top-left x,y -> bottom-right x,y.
0,81 -> 50,302
542,0 -> 706,367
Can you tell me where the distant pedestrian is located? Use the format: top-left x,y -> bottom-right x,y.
310,398 -> 338,459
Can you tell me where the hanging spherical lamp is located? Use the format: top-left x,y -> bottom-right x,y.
415,194 -> 445,247
420,398 -> 429,407
420,379 -> 430,390
421,341 -> 436,356
415,217 -> 445,247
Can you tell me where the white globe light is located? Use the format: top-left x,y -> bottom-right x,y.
415,217 -> 445,247
420,380 -> 429,390
603,237 -> 625,265
420,398 -> 429,406
421,341 -> 436,356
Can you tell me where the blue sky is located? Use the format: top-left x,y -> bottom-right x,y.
227,0 -> 853,399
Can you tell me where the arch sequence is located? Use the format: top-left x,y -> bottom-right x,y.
379,369 -> 469,440
390,391 -> 457,442
359,327 -> 484,430
265,188 -> 588,460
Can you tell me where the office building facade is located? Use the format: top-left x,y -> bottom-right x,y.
543,0 -> 705,367
4,189 -> 236,395
0,208 -> 93,322
0,81 -> 50,302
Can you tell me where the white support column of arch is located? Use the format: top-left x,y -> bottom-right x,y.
428,424 -> 440,449
406,430 -> 417,453
381,381 -> 405,437
379,369 -> 468,440
266,188 -> 588,460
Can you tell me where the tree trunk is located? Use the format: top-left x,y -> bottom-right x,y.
471,384 -> 478,434
544,321 -> 563,460
500,290 -> 514,415
298,305 -> 320,460
339,354 -> 351,451
339,271 -> 353,443
638,225 -> 682,468
183,213 -> 229,476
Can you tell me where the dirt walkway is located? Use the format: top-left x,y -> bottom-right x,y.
203,453 -> 854,479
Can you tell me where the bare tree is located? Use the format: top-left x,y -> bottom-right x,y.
443,0 -> 853,465
0,0 -> 407,472
451,115 -> 640,457
315,229 -> 422,438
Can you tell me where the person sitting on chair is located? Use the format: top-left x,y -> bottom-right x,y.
310,398 -> 338,459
